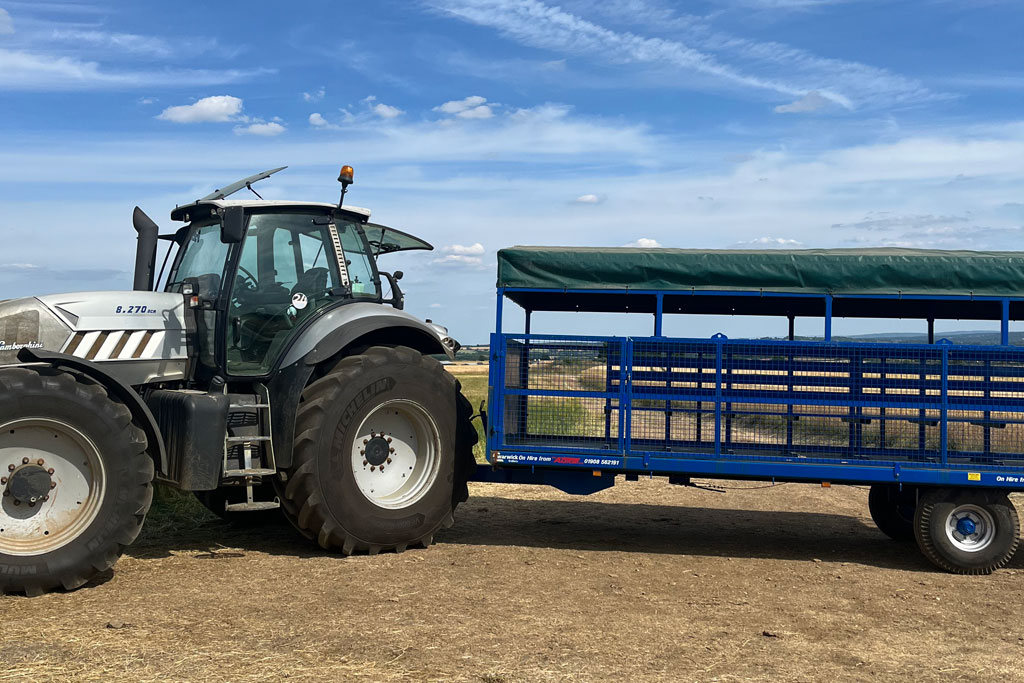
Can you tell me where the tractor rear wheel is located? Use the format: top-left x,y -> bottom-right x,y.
0,368 -> 153,595
281,346 -> 476,554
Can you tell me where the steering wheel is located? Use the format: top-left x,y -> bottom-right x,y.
236,265 -> 257,289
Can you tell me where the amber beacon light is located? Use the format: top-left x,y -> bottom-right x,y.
337,165 -> 355,207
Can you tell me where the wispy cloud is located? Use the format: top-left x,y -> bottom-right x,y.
774,90 -> 833,113
435,95 -> 495,119
0,48 -> 272,91
0,9 -> 14,35
426,0 -> 936,109
303,87 -> 326,102
622,237 -> 662,247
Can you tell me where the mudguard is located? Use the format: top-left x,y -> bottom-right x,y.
268,302 -> 455,468
15,347 -> 169,478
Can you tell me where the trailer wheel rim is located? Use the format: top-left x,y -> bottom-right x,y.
0,418 -> 106,557
351,399 -> 440,509
944,504 -> 996,553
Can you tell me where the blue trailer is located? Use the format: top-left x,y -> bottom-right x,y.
475,246 -> 1024,574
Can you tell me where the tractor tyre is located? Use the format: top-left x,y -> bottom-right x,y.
867,485 -> 917,542
281,346 -> 476,554
0,367 -> 153,595
914,487 -> 1020,574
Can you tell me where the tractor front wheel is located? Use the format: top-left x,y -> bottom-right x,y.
0,368 -> 153,595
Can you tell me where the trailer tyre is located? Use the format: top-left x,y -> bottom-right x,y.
867,485 -> 917,542
914,487 -> 1020,575
283,346 -> 475,554
0,368 -> 153,596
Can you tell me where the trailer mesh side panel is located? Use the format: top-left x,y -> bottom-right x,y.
494,335 -> 1024,467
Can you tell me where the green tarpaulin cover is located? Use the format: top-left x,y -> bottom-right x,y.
496,247 -> 1024,297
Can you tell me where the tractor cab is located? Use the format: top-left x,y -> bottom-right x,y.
161,167 -> 433,378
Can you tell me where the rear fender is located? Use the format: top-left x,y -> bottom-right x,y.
15,347 -> 168,478
269,303 -> 453,468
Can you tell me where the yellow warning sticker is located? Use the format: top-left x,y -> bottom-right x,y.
968,472 -> 981,481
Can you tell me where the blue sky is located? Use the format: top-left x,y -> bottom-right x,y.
1,0 -> 1023,343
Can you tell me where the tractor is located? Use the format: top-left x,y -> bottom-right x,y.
0,166 -> 477,595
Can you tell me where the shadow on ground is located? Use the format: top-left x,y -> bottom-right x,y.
119,490 -> 1024,573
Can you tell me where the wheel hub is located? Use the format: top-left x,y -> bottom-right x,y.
956,517 -> 977,536
364,435 -> 391,467
5,464 -> 53,505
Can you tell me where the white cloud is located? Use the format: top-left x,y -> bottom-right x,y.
458,104 -> 493,119
429,303 -> 443,308
372,102 -> 404,119
137,96 -> 157,105
157,95 -> 244,123
309,112 -> 328,127
622,238 -> 662,248
731,237 -> 804,248
445,243 -> 486,255
0,9 -> 13,35
774,90 -> 833,114
433,242 -> 486,267
436,95 -> 488,114
303,87 -> 326,102
575,194 -> 600,204
234,121 -> 286,136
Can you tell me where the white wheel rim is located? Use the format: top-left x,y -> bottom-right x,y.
0,418 -> 106,556
944,504 -> 996,553
351,399 -> 440,509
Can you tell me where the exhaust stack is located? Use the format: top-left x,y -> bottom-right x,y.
132,206 -> 159,291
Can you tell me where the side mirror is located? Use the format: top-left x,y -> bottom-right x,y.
220,206 -> 246,244
394,270 -> 404,281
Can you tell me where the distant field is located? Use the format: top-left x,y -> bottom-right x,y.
445,363 -> 489,461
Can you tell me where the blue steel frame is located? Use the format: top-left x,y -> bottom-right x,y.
477,286 -> 1024,494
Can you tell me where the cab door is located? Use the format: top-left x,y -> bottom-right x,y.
226,212 -> 340,376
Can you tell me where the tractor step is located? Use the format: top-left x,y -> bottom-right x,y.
223,468 -> 277,477
225,500 -> 281,512
229,403 -> 270,409
225,435 -> 272,442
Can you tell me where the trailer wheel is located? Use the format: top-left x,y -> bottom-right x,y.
282,346 -> 475,554
914,487 -> 1020,574
867,485 -> 917,541
0,368 -> 153,595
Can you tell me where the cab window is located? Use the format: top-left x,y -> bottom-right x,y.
227,212 -> 337,376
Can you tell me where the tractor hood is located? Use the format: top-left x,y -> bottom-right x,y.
0,291 -> 189,386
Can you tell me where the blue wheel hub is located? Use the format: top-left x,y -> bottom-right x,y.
956,517 -> 977,536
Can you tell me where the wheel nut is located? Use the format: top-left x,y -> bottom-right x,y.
386,437 -> 392,443
7,464 -> 14,472
36,459 -> 44,466
43,495 -> 49,502
363,439 -> 369,445
0,477 -> 5,485
379,467 -> 385,473
22,457 -> 29,464
369,465 -> 375,471
389,448 -> 395,454
50,482 -> 56,489
47,469 -> 54,475
386,458 -> 392,464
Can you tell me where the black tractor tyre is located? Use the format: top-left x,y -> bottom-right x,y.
0,367 -> 153,596
914,487 -> 1020,575
281,346 -> 476,554
867,485 -> 917,542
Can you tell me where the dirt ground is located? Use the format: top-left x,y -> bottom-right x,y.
2,481 -> 1023,682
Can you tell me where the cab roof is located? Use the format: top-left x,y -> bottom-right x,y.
170,199 -> 371,223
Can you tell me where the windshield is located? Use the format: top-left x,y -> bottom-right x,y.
167,221 -> 229,299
